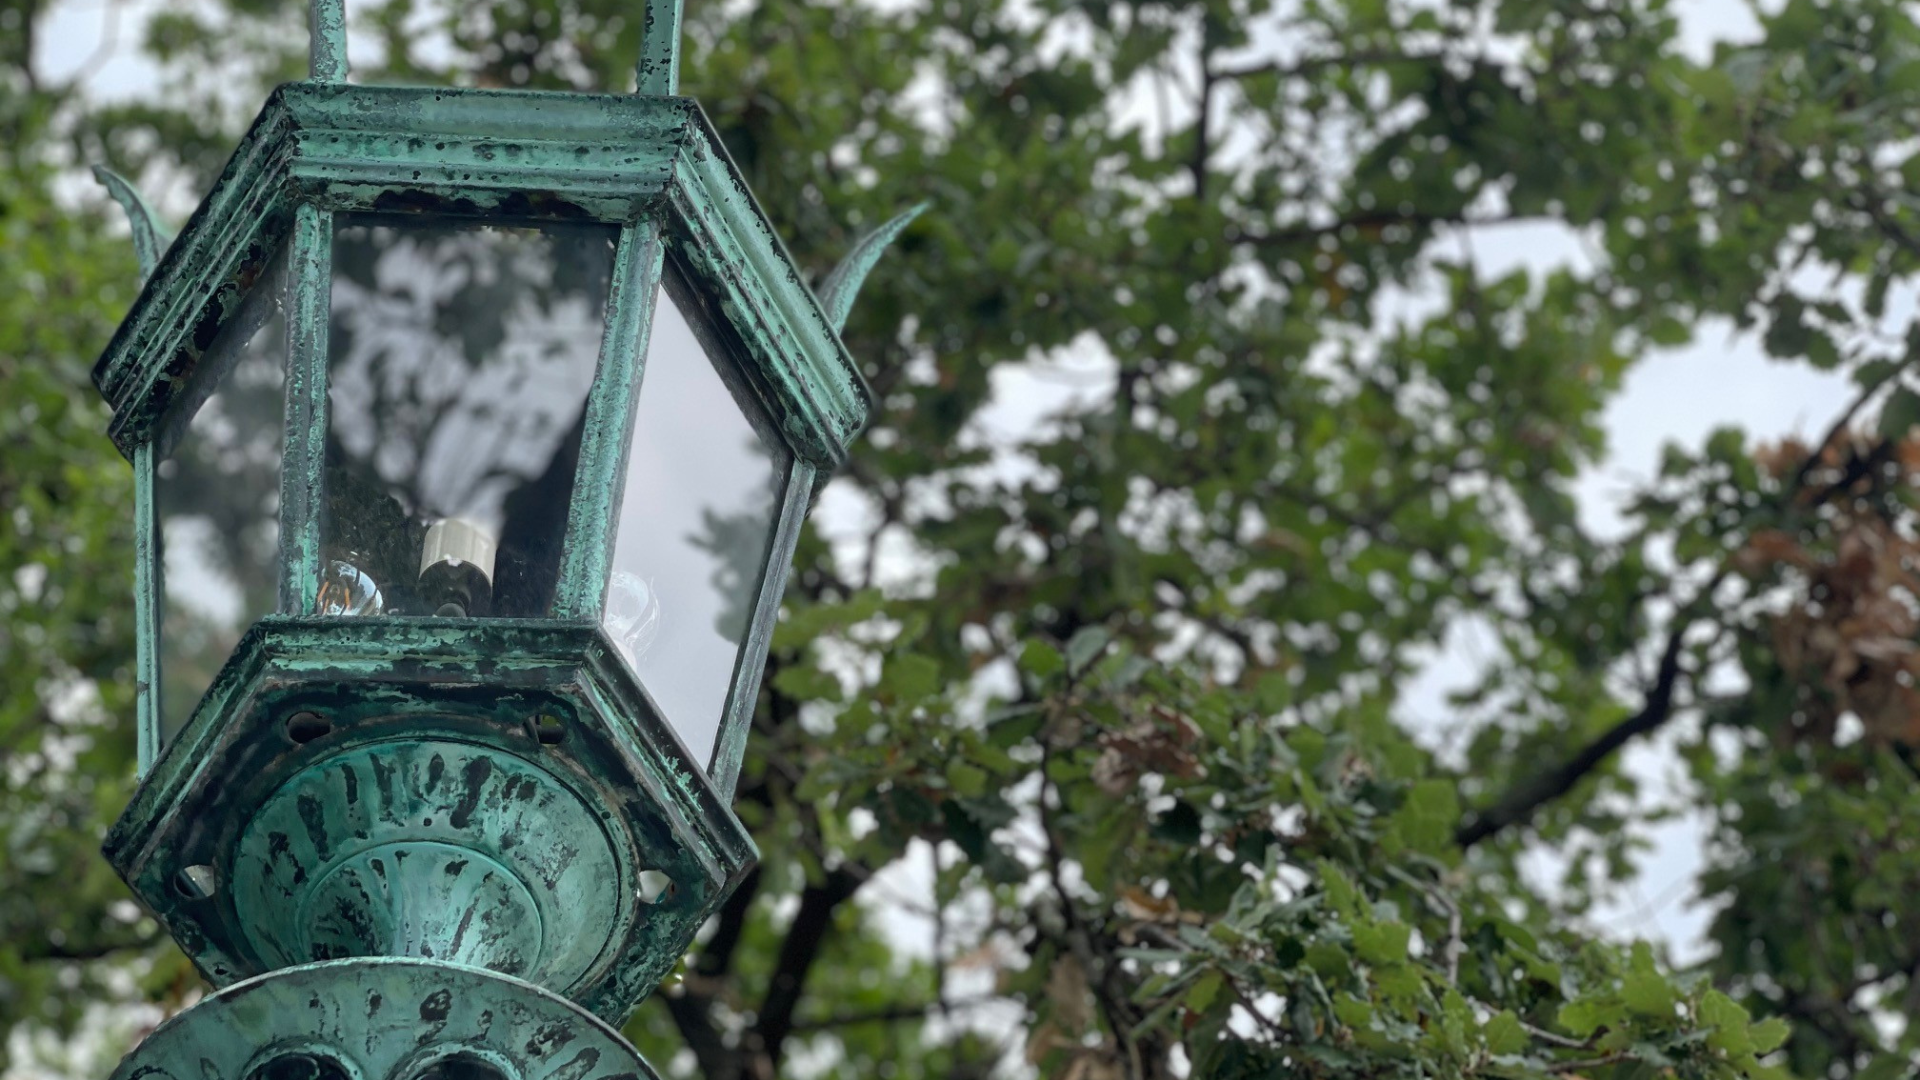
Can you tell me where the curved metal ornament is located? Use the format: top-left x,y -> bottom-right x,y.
110,958 -> 659,1080
91,167 -> 174,283
817,203 -> 928,332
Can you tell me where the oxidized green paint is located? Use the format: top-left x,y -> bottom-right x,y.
280,202 -> 332,620
108,958 -> 660,1080
92,84 -> 872,472
131,443 -> 159,775
635,0 -> 686,96
93,4 -> 922,1070
309,0 -> 348,83
551,223 -> 664,621
818,203 -> 929,333
106,617 -> 754,1022
91,167 -> 174,283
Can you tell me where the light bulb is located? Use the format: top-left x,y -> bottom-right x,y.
605,571 -> 661,664
317,559 -> 384,616
418,518 -> 497,617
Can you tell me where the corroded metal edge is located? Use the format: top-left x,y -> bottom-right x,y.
709,458 -> 815,801
667,110 -> 872,466
132,443 -> 159,775
108,957 -> 662,1080
92,83 -> 870,470
552,222 -> 665,621
94,94 -> 297,449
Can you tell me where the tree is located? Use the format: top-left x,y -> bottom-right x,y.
6,0 -> 1920,1075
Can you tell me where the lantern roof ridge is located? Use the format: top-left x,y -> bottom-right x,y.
92,79 -> 872,470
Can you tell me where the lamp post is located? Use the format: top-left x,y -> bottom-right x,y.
85,4 -> 917,1077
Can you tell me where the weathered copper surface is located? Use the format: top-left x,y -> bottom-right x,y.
89,2 -> 919,1069
105,618 -> 753,1023
107,958 -> 661,1080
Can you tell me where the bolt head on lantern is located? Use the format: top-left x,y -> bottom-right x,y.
92,81 -> 879,1020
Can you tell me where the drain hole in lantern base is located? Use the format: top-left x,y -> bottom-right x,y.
174,864 -> 218,900
409,1053 -> 512,1080
286,711 -> 332,743
244,1051 -> 353,1080
528,714 -> 565,745
637,869 -> 674,904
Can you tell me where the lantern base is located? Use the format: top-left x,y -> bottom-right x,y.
107,957 -> 660,1080
233,736 -> 597,977
104,617 -> 756,1023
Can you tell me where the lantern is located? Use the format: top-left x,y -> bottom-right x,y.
88,0 -> 919,1056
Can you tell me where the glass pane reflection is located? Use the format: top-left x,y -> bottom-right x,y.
605,281 -> 786,765
156,255 -> 288,742
323,217 -> 617,619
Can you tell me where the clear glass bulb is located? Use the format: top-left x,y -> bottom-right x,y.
605,571 -> 662,665
317,559 -> 384,616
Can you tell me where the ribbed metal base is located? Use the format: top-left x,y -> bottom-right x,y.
108,957 -> 659,1080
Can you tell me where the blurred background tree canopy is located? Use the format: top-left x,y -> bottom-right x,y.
8,0 -> 1920,1076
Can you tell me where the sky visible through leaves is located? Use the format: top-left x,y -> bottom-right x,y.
15,0 -> 1920,1076
19,0 -> 1848,1016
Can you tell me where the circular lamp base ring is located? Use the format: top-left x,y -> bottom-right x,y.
109,958 -> 659,1080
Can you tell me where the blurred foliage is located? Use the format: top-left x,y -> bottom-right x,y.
12,0 -> 1920,1076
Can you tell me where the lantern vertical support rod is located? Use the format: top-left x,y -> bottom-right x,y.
555,222 -> 666,619
709,459 -> 815,801
132,442 -> 160,776
635,0 -> 684,95
281,204 -> 333,615
310,0 -> 348,82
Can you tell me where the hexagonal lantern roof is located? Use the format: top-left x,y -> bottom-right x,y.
93,81 -> 869,471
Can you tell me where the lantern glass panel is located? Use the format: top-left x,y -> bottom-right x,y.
155,252 -> 289,743
320,216 -> 617,619
604,279 -> 787,765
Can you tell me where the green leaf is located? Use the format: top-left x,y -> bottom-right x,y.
1333,995 -> 1375,1029
1185,969 -> 1224,1012
1558,998 -> 1623,1038
1749,1017 -> 1790,1054
947,761 -> 988,797
1623,970 -> 1678,1018
1482,1010 -> 1528,1055
880,653 -> 942,701
772,662 -> 842,703
1854,1054 -> 1913,1080
1880,386 -> 1920,440
1065,625 -> 1112,676
1390,779 -> 1460,853
1019,639 -> 1066,679
1353,922 -> 1411,965
1305,942 -> 1352,980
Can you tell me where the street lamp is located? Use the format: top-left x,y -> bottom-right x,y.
86,2 -> 919,1075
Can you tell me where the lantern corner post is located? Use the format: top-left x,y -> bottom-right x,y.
635,0 -> 686,96
280,202 -> 333,618
553,219 -> 668,623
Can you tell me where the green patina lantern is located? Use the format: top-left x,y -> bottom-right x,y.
86,3 -> 918,1075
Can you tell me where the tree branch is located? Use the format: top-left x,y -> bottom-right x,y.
1455,622 -> 1689,847
745,865 -> 865,1075
1457,365 -> 1902,848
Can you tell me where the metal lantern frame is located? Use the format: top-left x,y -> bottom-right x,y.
89,0 -> 911,1032
99,81 -> 865,795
